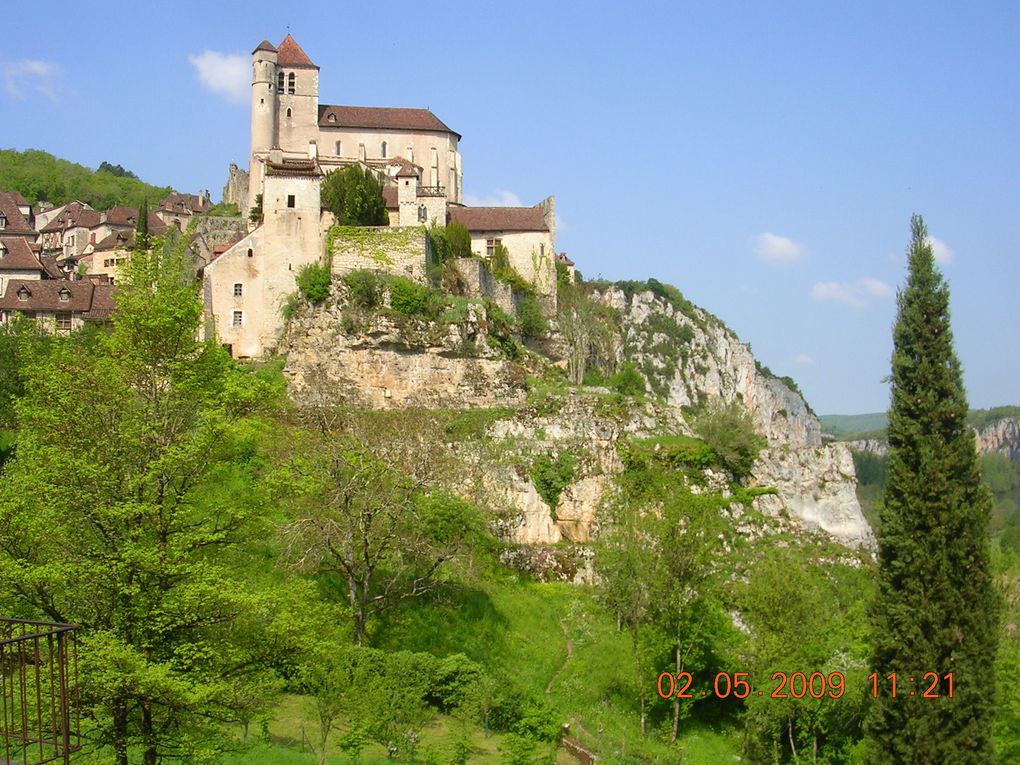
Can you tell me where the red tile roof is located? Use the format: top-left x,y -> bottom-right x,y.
0,192 -> 37,236
318,105 -> 460,138
0,279 -> 100,312
6,191 -> 29,207
382,186 -> 398,210
159,193 -> 211,215
449,205 -> 549,232
40,202 -> 101,232
94,230 -> 135,252
277,34 -> 318,69
0,236 -> 45,273
100,206 -> 168,235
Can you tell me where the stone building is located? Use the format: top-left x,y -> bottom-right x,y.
205,34 -> 564,359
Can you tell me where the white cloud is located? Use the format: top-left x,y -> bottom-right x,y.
463,190 -> 522,207
2,59 -> 60,101
928,235 -> 955,265
811,277 -> 893,308
188,51 -> 249,104
793,353 -> 815,365
752,232 -> 807,265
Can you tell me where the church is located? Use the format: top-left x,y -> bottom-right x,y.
206,35 -> 558,359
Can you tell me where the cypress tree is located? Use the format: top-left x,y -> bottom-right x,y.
135,199 -> 150,251
867,215 -> 999,762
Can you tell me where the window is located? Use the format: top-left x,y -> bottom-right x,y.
328,113 -> 336,123
277,72 -> 284,93
58,288 -> 70,302
335,140 -> 342,155
406,147 -> 413,163
247,248 -> 254,258
381,141 -> 387,158
56,312 -> 72,332
233,283 -> 243,297
0,213 -> 6,229
17,287 -> 30,301
232,310 -> 243,327
418,205 -> 427,222
486,238 -> 502,258
287,195 -> 296,208
430,148 -> 439,187
540,243 -> 545,258
0,242 -> 6,257
358,143 -> 366,161
286,107 -> 292,118
288,72 -> 296,94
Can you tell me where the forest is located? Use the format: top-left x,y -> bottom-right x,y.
1,231 -> 1018,765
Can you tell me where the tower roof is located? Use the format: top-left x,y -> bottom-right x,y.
253,39 -> 277,54
277,34 -> 318,69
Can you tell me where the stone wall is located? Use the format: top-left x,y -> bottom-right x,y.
330,225 -> 429,284
450,258 -> 515,315
188,216 -> 248,272
221,163 -> 249,209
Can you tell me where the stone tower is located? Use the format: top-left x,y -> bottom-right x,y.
274,34 -> 320,155
248,39 -> 278,217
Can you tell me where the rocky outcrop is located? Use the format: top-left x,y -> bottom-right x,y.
601,287 -> 821,447
188,216 -> 248,272
222,163 -> 249,209
282,299 -> 526,410
974,417 -> 1020,460
752,443 -> 874,548
844,439 -> 888,456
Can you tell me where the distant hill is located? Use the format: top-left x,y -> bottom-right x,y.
0,149 -> 172,210
822,405 -> 1020,441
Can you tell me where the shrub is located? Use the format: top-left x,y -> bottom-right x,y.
609,361 -> 646,397
344,269 -> 382,308
530,452 -> 577,512
389,277 -> 432,315
693,400 -> 767,479
517,295 -> 548,339
295,260 -> 331,304
429,222 -> 473,263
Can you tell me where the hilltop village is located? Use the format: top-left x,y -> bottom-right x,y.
0,34 -> 572,358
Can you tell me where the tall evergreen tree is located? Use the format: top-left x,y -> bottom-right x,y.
134,198 -> 149,251
867,215 -> 999,763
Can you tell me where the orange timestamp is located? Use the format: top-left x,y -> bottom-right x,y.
656,671 -> 955,700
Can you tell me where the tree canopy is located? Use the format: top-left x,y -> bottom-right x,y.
321,166 -> 388,226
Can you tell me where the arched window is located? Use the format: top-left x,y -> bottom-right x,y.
381,141 -> 387,158
286,107 -> 292,118
327,113 -> 336,123
277,72 -> 284,93
335,140 -> 342,155
288,72 -> 296,94
418,205 -> 427,222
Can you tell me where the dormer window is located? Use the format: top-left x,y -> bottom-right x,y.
328,113 -> 336,123
17,287 -> 30,301
0,242 -> 6,257
0,213 -> 7,229
58,287 -> 71,302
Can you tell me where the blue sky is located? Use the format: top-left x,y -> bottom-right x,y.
2,1 -> 1017,414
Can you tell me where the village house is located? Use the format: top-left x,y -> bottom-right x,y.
0,278 -> 115,331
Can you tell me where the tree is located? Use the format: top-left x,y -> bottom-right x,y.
0,238 -> 291,764
866,215 -> 999,762
277,411 -> 485,644
134,198 -> 149,251
321,166 -> 388,226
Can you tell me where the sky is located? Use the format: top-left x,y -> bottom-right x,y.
1,1 -> 1017,414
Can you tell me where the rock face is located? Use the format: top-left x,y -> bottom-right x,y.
974,417 -> 1020,460
752,444 -> 874,548
222,163 -> 249,210
283,298 -> 526,410
601,287 -> 821,447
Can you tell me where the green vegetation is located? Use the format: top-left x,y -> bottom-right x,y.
297,260 -> 333,304
867,216 -> 999,762
321,167 -> 388,226
0,148 -> 172,208
516,295 -> 548,340
693,401 -> 767,479
608,360 -> 646,397
530,452 -> 577,513
428,222 -> 473,262
489,243 -> 535,295
202,202 -> 241,217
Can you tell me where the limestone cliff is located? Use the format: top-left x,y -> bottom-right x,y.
281,277 -> 872,558
845,416 -> 1019,461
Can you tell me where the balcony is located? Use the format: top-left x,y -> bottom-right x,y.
0,619 -> 80,765
416,185 -> 446,198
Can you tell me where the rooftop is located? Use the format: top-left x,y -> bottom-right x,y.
319,105 -> 460,139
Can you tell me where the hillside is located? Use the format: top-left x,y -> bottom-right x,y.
0,148 -> 172,209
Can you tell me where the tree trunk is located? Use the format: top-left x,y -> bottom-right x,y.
631,628 -> 645,736
351,577 -> 365,645
788,718 -> 799,764
112,699 -> 129,765
142,700 -> 157,765
670,643 -> 681,743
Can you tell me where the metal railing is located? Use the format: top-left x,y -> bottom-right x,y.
0,619 -> 80,765
416,185 -> 446,198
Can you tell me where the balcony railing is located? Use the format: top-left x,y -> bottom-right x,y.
416,185 -> 446,198
0,619 -> 80,765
